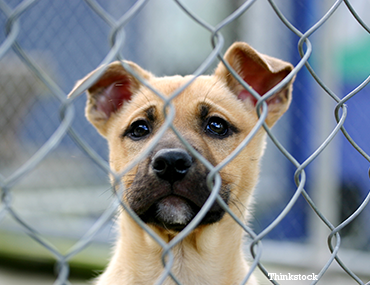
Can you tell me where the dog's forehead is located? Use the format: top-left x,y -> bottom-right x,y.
132,75 -> 241,112
118,74 -> 253,133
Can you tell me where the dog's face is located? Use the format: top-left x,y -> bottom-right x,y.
73,43 -> 294,233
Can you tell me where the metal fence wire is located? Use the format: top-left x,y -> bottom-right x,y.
0,0 -> 370,284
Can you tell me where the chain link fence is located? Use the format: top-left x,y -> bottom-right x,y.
0,0 -> 370,284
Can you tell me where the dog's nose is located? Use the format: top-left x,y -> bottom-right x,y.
152,148 -> 193,182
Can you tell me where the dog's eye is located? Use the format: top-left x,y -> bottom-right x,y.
127,120 -> 151,140
205,117 -> 229,137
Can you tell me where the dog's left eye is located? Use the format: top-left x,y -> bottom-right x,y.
205,117 -> 229,137
127,120 -> 151,140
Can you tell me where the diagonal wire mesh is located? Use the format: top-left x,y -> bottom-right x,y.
0,0 -> 369,284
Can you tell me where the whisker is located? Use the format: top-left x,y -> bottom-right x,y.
202,79 -> 219,103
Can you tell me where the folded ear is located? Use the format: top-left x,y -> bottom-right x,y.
214,42 -> 295,127
68,61 -> 152,137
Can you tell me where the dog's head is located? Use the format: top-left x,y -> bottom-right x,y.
71,42 -> 294,233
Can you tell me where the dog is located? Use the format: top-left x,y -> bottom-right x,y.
69,42 -> 295,285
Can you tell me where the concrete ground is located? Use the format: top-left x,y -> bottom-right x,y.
0,267 -> 90,285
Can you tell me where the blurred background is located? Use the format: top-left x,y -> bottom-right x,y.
0,0 -> 369,284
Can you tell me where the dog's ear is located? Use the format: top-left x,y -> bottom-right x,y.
69,61 -> 152,137
215,42 -> 295,127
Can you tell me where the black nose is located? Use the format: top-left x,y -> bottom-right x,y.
152,148 -> 193,183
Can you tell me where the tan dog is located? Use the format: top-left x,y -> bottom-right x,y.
71,42 -> 294,285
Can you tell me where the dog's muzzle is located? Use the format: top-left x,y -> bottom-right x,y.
128,148 -> 229,231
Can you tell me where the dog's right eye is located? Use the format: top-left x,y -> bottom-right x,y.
126,120 -> 151,140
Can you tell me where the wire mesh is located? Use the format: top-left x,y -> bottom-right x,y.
0,0 -> 369,284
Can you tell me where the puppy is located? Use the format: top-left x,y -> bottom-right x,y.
70,42 -> 294,285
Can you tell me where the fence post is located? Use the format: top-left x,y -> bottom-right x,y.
308,1 -> 341,269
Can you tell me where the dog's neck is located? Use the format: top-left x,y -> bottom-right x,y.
96,213 -> 257,285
